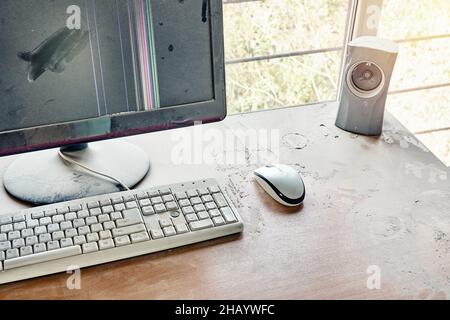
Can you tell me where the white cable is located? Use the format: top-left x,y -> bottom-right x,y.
58,150 -> 131,191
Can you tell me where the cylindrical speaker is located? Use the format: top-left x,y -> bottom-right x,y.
336,37 -> 398,136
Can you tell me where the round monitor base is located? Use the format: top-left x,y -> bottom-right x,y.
3,141 -> 150,205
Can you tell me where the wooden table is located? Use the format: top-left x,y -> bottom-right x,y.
1,102 -> 449,299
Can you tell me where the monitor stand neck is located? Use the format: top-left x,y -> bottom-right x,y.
3,141 -> 150,205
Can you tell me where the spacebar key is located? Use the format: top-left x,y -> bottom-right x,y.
4,246 -> 82,270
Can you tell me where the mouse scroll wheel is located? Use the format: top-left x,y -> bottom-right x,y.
265,165 -> 274,168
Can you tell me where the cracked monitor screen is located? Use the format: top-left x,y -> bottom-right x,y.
0,0 -> 214,132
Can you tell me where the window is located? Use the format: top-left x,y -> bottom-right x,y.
223,0 -> 450,165
223,0 -> 350,113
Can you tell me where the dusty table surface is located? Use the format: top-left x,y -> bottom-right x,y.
0,103 -> 449,299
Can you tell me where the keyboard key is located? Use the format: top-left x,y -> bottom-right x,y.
111,212 -> 123,220
39,217 -> 52,226
26,236 -> 38,246
13,222 -> 26,231
90,208 -> 102,216
201,195 -> 213,202
52,215 -> 64,223
112,197 -> 123,204
12,214 -> 25,223
142,206 -> 155,216
150,229 -> 164,239
86,216 -> 98,226
102,206 -> 114,214
69,204 -> 83,212
197,211 -> 210,220
12,238 -> 25,249
162,194 -> 174,202
114,203 -> 126,212
5,246 -> 82,270
98,214 -> 111,223
87,201 -> 100,209
78,226 -> 90,236
44,209 -> 57,217
6,248 -> 20,259
65,212 -> 77,221
194,204 -> 206,212
175,224 -> 189,234
35,226 -> 47,235
31,212 -> 44,219
77,210 -> 89,219
175,192 -> 187,200
99,239 -> 115,250
99,230 -> 112,240
191,197 -> 202,205
20,246 -> 33,257
154,204 -> 166,214
182,206 -> 194,215
213,216 -> 225,226
8,231 -> 21,240
151,197 -> 163,205
148,190 -> 159,198
114,235 -> 131,247
0,216 -> 13,225
166,201 -> 178,211
1,224 -> 13,233
186,189 -> 198,198
130,231 -> 149,243
185,214 -> 198,223
159,188 -> 171,195
112,224 -> 146,238
190,219 -> 214,231
0,233 -> 6,242
205,202 -> 217,210
82,242 -> 98,254
123,194 -> 135,202
91,223 -> 103,233
136,191 -> 149,200
57,207 -> 69,215
61,238 -> 74,248
73,219 -> 86,228
26,219 -> 39,228
34,243 -> 47,253
0,251 -> 4,261
213,193 -> 228,207
86,233 -> 99,243
163,226 -> 176,237
39,233 -> 52,243
220,207 -> 237,223
60,221 -> 73,230
65,228 -> 78,238
126,201 -> 138,209
139,199 -> 151,207
178,199 -> 191,207
52,231 -> 65,241
160,219 -> 172,228
47,223 -> 60,233
100,199 -> 112,206
103,221 -> 116,230
73,235 -> 86,246
47,241 -> 60,251
198,188 -> 209,196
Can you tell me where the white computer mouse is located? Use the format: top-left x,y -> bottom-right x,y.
254,164 -> 305,207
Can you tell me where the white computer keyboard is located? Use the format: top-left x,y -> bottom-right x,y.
0,179 -> 243,284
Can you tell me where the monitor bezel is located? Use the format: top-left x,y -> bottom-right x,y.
0,0 -> 226,157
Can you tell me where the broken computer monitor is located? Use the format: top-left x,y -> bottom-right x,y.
0,0 -> 226,204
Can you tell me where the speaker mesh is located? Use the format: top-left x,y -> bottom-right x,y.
351,62 -> 383,92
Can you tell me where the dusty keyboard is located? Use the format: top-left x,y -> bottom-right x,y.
0,179 -> 243,284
